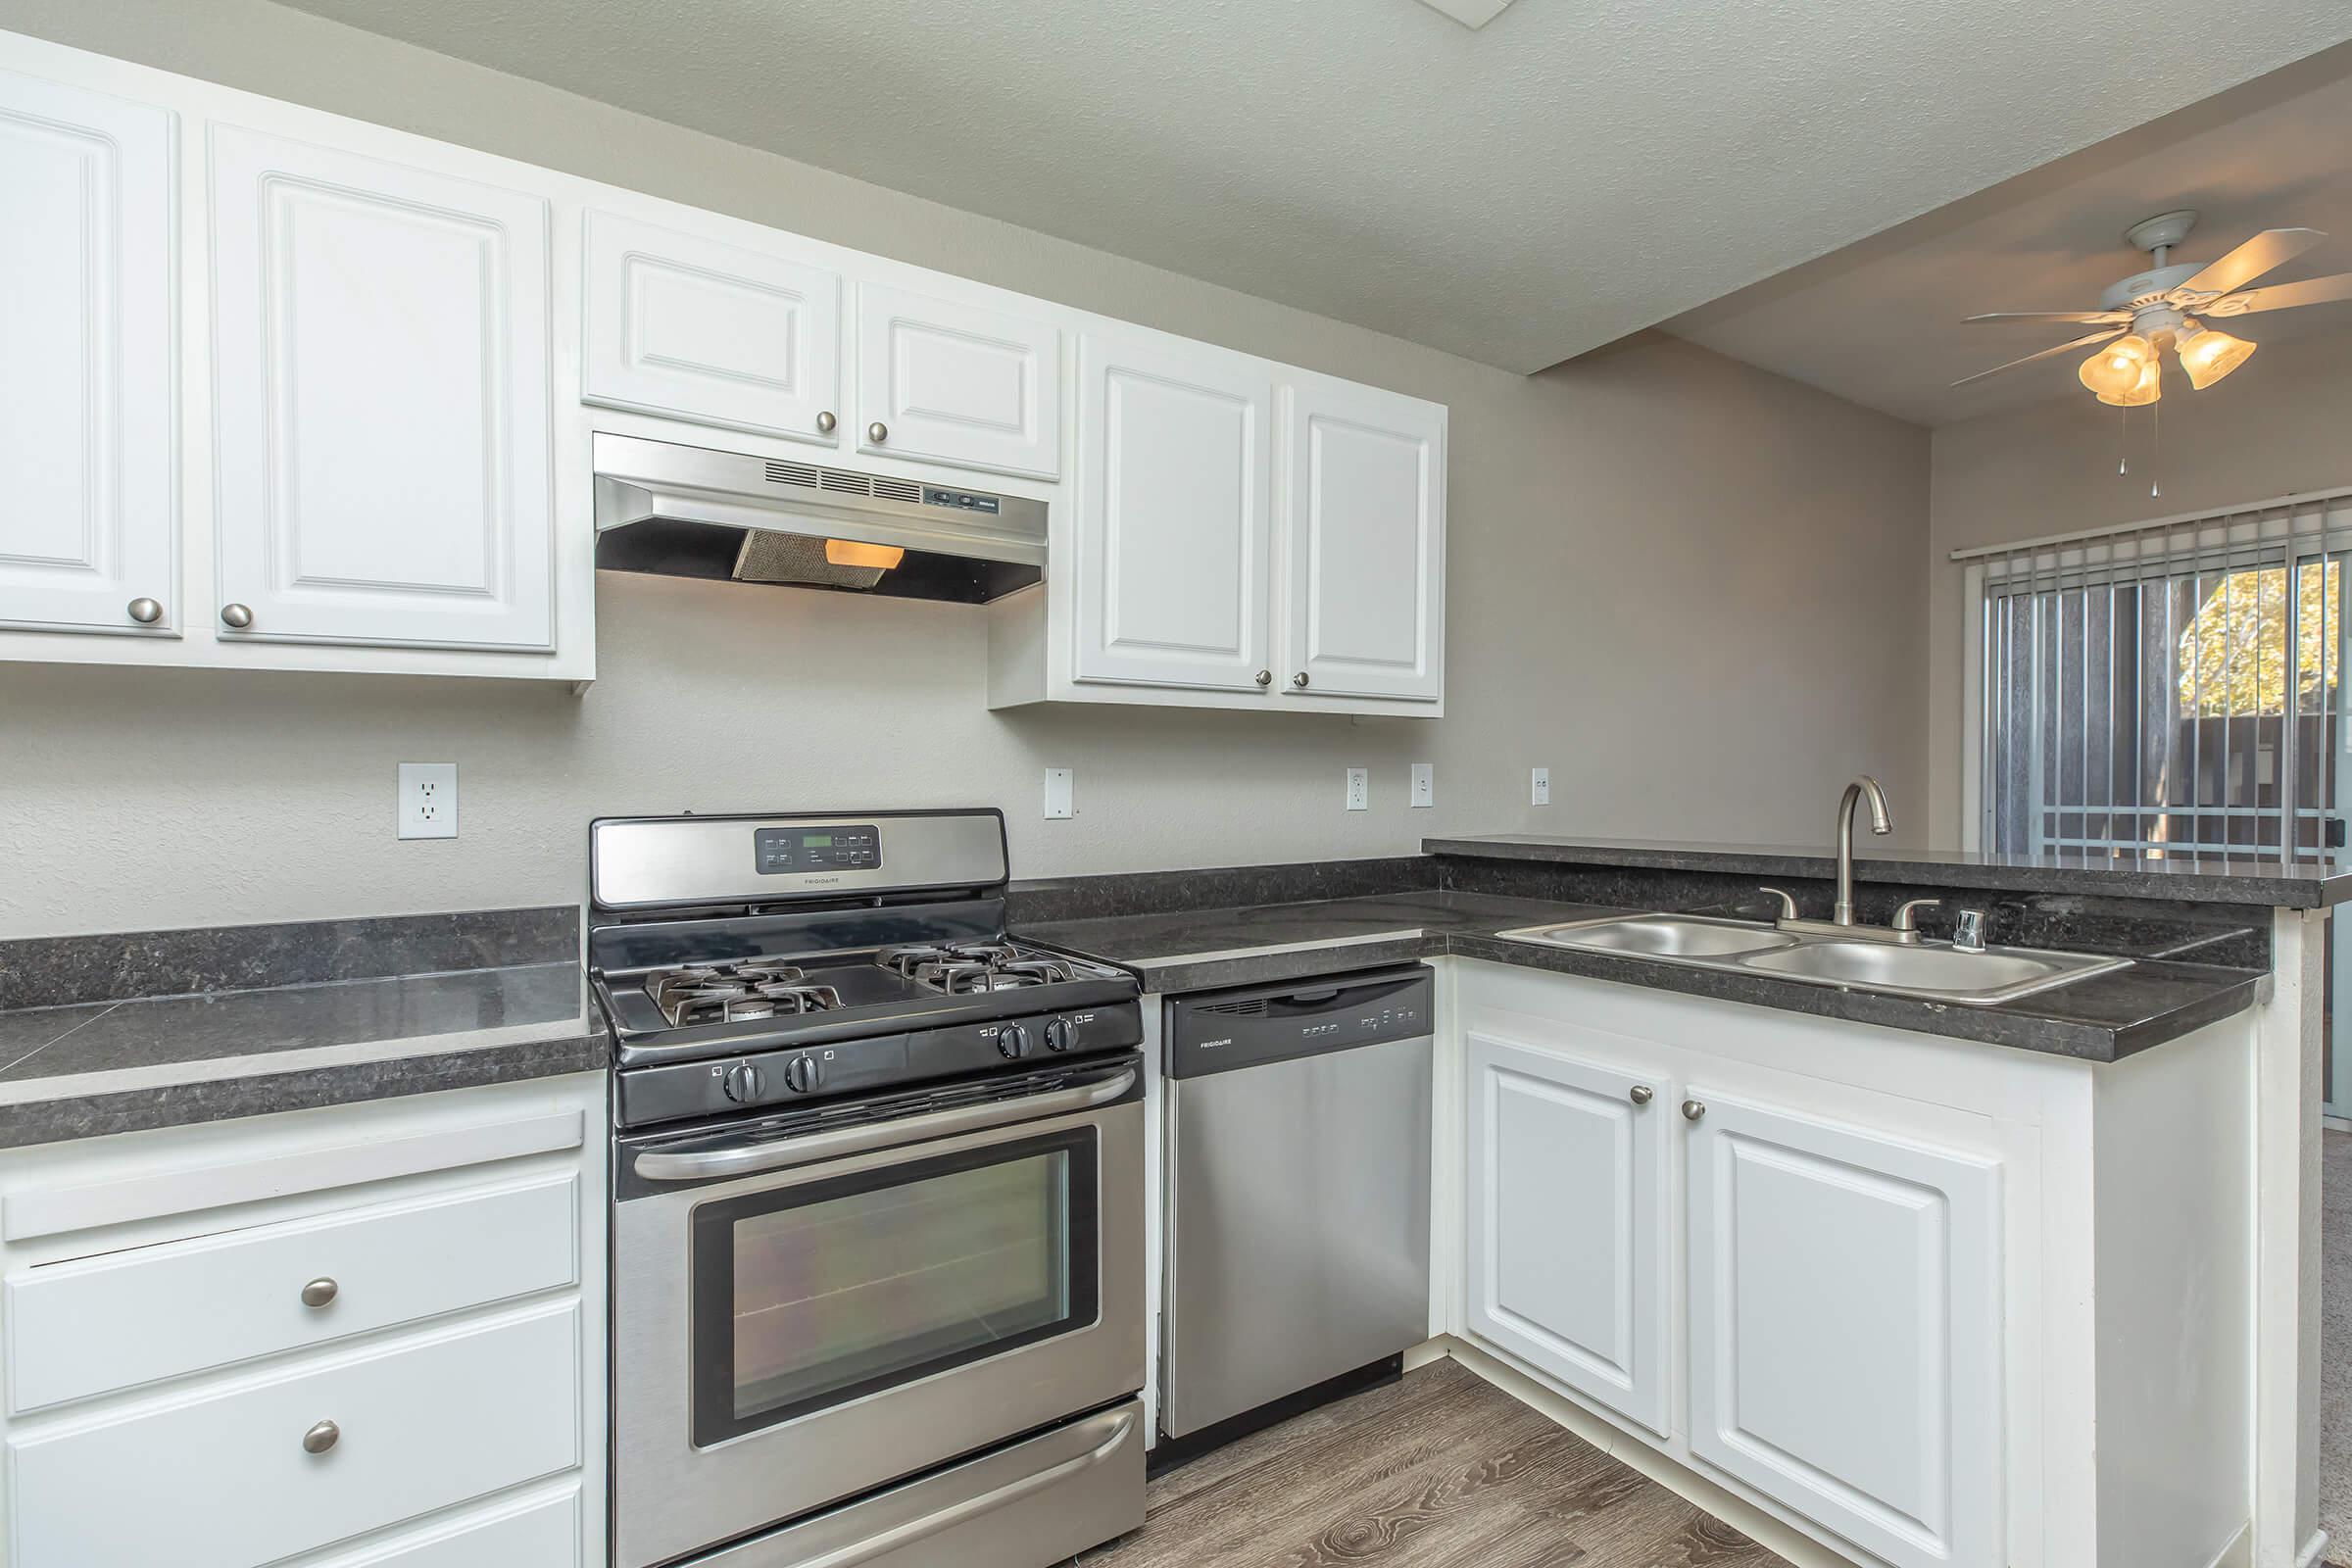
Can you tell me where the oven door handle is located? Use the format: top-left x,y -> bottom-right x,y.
631,1064 -> 1138,1183
783,1404 -> 1137,1568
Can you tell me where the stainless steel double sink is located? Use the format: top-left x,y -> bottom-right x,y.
1494,912 -> 2132,1005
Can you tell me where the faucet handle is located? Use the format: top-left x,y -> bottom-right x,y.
1758,887 -> 1799,922
1952,908 -> 1987,953
1890,898 -> 1940,933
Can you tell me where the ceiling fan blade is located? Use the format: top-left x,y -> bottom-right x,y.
2207,272 -> 2352,317
1949,328 -> 2125,387
2175,228 -> 2327,301
1962,310 -> 2132,326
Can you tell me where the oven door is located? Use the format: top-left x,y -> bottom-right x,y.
612,1057 -> 1145,1568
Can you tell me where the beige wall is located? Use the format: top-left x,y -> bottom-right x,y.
0,0 -> 1931,939
1925,322 -> 2352,845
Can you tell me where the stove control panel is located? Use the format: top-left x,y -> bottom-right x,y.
755,824 -> 880,875
616,1003 -> 1145,1128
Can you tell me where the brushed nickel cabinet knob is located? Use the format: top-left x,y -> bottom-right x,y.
300,1277 -> 339,1308
1292,672 -> 1309,689
1682,1099 -> 1706,1121
220,603 -> 254,629
815,410 -> 838,434
126,597 -> 163,624
302,1420 -> 340,1454
866,421 -> 888,444
1630,1085 -> 1653,1105
1254,670 -> 1272,687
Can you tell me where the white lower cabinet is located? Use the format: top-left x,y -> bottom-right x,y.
1464,1029 -> 1669,1435
1685,1091 -> 2002,1568
0,1074 -> 606,1568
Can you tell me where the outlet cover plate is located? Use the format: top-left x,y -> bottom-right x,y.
1346,768 -> 1369,811
398,762 -> 459,840
1410,763 -> 1435,808
1044,768 -> 1075,819
1532,766 -> 1550,805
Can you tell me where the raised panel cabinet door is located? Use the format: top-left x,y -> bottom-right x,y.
1072,332 -> 1273,691
1464,1030 -> 1669,1435
1280,375 -> 1444,702
0,71 -> 175,636
210,124 -> 556,650
583,209 -> 842,447
1686,1092 -> 2001,1568
855,282 -> 1059,479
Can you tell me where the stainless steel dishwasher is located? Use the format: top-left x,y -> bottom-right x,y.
1160,964 -> 1434,1444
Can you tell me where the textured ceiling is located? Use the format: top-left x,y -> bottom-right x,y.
265,0 -> 2352,374
1669,48 -> 2352,426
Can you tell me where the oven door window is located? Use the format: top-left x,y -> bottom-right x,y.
689,1127 -> 1100,1446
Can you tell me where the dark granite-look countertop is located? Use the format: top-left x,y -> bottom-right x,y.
1021,888 -> 2267,1061
0,908 -> 605,1148
1425,834 -> 2352,908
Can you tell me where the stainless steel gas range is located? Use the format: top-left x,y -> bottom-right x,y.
591,809 -> 1146,1568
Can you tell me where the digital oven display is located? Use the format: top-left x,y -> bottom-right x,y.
755,824 -> 881,875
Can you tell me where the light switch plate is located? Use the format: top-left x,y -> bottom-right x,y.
398,762 -> 458,840
1346,768 -> 1369,811
1044,768 -> 1075,819
1532,766 -> 1550,806
1410,763 -> 1435,808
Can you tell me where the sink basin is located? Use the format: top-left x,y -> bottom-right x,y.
1496,914 -> 2132,1005
1741,940 -> 2130,1004
1513,914 -> 1798,959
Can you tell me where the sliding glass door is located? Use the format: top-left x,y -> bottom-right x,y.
1977,496 -> 2352,1117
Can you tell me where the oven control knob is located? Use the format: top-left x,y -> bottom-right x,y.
996,1022 -> 1032,1059
1045,1017 -> 1079,1054
720,1061 -> 765,1103
783,1054 -> 822,1095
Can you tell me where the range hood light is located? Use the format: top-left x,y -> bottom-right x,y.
825,538 -> 907,570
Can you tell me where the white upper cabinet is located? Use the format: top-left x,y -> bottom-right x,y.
1280,374 -> 1445,703
210,124 -> 556,651
1465,1031 -> 1670,1437
1070,331 -> 1274,693
583,210 -> 843,448
855,283 -> 1059,479
0,71 -> 176,638
1686,1091 -> 2001,1568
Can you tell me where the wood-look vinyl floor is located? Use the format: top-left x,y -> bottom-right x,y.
1072,1360 -> 1789,1568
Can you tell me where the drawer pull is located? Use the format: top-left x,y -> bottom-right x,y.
302,1420 -> 340,1455
300,1277 -> 339,1308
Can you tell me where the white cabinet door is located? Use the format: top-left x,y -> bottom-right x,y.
210,125 -> 555,650
0,71 -> 175,637
1464,1030 -> 1670,1435
1072,332 -> 1273,692
1686,1092 -> 2001,1568
1280,375 -> 1444,702
855,282 -> 1058,479
583,209 -> 842,448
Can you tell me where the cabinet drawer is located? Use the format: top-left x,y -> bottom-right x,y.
7,1302 -> 580,1568
312,1483 -> 580,1567
6,1174 -> 577,1412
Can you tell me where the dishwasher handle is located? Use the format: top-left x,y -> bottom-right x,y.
1165,963 -> 1433,1079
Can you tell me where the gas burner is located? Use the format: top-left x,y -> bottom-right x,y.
646,962 -> 843,1027
876,943 -> 1079,994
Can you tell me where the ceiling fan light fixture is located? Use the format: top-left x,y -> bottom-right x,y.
2093,357 -> 2163,407
2079,333 -> 2156,399
2177,323 -> 2256,390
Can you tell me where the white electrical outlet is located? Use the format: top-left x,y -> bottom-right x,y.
1410,763 -> 1434,808
1532,766 -> 1551,805
1345,768 -> 1369,811
1044,768 -> 1075,819
398,762 -> 459,840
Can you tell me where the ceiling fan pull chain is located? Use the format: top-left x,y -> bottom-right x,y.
2150,393 -> 2162,500
2119,404 -> 2131,475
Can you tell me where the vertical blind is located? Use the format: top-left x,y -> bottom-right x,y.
1969,489 -> 2352,861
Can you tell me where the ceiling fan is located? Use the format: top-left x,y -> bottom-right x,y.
1952,210 -> 2352,402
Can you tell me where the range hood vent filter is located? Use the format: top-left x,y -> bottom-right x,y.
734,531 -> 887,590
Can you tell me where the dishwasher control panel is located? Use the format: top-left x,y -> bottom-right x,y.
1164,964 -> 1433,1078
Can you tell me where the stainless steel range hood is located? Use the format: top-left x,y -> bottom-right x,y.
593,432 -> 1046,604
